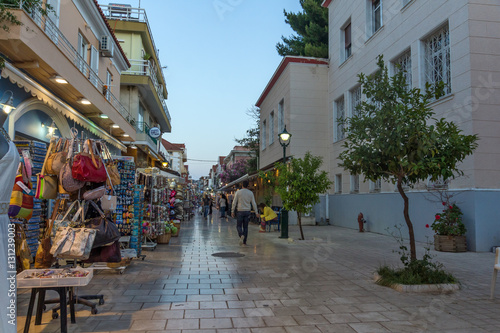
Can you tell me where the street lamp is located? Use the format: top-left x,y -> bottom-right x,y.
278,125 -> 292,239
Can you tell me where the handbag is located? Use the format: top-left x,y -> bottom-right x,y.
82,240 -> 121,263
35,140 -> 58,200
85,200 -> 120,248
100,154 -> 118,211
34,199 -> 60,268
9,162 -> 34,220
72,139 -> 107,183
101,143 -> 121,186
16,227 -> 33,273
46,138 -> 68,175
50,204 -> 96,260
83,185 -> 106,201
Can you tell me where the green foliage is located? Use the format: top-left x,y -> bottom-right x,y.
235,106 -> 260,173
377,225 -> 457,285
432,202 -> 466,236
276,0 -> 328,58
275,152 -> 331,239
258,170 -> 278,206
338,55 -> 478,261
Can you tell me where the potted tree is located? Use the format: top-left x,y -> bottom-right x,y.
431,202 -> 467,252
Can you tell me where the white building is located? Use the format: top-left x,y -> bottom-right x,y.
322,0 -> 500,251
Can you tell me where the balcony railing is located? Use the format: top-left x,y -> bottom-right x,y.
136,121 -> 157,145
124,59 -> 171,124
2,1 -> 135,126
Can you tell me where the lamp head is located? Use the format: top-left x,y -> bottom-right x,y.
0,91 -> 16,114
278,125 -> 292,144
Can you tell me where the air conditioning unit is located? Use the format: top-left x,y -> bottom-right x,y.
100,36 -> 114,57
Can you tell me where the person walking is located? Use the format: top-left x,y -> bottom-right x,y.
201,193 -> 210,218
258,203 -> 278,232
219,193 -> 228,218
231,180 -> 259,245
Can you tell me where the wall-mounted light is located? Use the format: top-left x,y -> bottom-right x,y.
112,124 -> 120,128
42,121 -> 57,137
123,134 -> 130,137
100,114 -> 109,119
162,162 -> 168,168
130,144 -> 137,149
0,90 -> 16,114
50,75 -> 68,84
77,98 -> 91,105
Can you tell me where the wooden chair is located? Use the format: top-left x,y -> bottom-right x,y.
491,247 -> 500,299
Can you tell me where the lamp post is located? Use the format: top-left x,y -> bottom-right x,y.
278,125 -> 291,239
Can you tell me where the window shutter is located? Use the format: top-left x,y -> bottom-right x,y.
345,23 -> 351,48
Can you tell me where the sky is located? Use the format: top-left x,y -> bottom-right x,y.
106,0 -> 303,179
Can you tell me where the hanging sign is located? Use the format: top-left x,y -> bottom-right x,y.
149,127 -> 161,138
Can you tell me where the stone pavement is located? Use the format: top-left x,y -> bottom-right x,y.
16,211 -> 500,332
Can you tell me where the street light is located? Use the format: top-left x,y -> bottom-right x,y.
278,125 -> 292,239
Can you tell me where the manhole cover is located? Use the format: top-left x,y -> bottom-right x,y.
211,252 -> 245,258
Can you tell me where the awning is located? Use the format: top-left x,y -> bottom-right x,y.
219,173 -> 258,192
1,63 -> 127,151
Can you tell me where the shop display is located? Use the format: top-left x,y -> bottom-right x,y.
17,268 -> 93,288
114,159 -> 135,235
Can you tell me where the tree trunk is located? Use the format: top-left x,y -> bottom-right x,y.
396,178 -> 417,261
298,212 -> 304,240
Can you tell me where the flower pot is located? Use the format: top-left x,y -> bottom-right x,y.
157,233 -> 171,244
434,235 -> 467,252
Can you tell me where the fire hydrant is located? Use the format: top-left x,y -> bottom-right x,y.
357,212 -> 366,232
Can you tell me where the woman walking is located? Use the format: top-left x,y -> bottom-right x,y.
219,194 -> 227,218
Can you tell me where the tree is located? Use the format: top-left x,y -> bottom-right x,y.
275,152 -> 331,240
235,106 -> 260,173
276,0 -> 328,58
220,159 -> 248,184
258,170 -> 278,206
338,56 -> 478,261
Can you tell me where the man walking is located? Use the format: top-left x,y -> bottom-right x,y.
231,180 -> 259,246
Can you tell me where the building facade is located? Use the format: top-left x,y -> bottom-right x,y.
323,0 -> 500,251
101,3 -> 171,167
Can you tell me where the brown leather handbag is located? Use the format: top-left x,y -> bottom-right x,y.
34,199 -> 60,268
101,143 -> 120,187
46,138 -> 68,175
60,138 -> 85,193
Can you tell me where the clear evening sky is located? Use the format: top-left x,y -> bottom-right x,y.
106,0 -> 302,179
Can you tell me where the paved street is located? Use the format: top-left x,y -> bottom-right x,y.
17,211 -> 500,332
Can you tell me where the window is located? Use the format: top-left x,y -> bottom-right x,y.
45,0 -> 60,43
269,111 -> 274,145
77,33 -> 88,74
90,45 -> 99,87
137,103 -> 145,131
334,96 -> 345,142
394,50 -> 412,89
350,175 -> 360,193
350,86 -> 362,117
367,0 -> 383,37
261,120 -> 267,150
105,71 -> 112,100
278,99 -> 284,132
370,179 -> 382,192
335,174 -> 342,194
424,25 -> 451,95
341,21 -> 352,62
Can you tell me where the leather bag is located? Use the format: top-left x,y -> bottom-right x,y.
83,185 -> 106,201
50,204 -> 96,260
100,155 -> 118,211
72,139 -> 107,183
35,140 -> 58,200
16,227 -> 33,273
82,240 -> 121,263
34,199 -> 60,268
101,143 -> 120,186
85,201 -> 120,248
46,138 -> 67,175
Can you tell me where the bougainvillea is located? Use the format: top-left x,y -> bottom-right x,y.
220,159 -> 248,184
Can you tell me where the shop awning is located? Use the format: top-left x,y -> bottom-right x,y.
1,63 -> 127,151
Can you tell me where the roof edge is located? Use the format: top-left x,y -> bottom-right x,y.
322,0 -> 332,8
255,56 -> 329,107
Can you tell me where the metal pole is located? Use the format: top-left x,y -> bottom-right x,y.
280,144 -> 289,239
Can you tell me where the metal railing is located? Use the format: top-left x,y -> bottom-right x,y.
136,121 -> 157,145
2,1 -> 136,126
124,59 -> 171,124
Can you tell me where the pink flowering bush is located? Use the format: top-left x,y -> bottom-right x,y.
431,202 -> 466,236
220,160 -> 248,184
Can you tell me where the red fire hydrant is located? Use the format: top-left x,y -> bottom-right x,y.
357,212 -> 366,232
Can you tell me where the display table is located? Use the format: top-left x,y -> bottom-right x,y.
17,268 -> 93,333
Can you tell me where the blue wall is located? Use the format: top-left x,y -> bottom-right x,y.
328,190 -> 500,252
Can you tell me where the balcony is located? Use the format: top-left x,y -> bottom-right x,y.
133,121 -> 158,153
0,3 -> 137,138
123,59 -> 171,127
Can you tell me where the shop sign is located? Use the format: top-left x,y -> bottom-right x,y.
149,127 -> 161,138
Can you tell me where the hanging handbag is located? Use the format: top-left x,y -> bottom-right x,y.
60,137 -> 85,193
85,200 -> 120,248
82,240 -> 121,263
16,227 -> 33,273
34,199 -> 60,268
100,155 -> 118,211
72,139 -> 107,183
9,161 -> 34,220
50,204 -> 96,260
83,185 -> 106,201
46,138 -> 68,175
35,140 -> 58,200
101,143 -> 121,186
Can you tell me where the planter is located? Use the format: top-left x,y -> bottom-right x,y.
157,233 -> 171,244
434,234 -> 467,252
373,273 -> 459,293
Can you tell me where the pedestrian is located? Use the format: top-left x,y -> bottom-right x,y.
201,193 -> 210,218
219,194 -> 227,218
231,180 -> 259,245
209,195 -> 213,215
258,203 -> 278,233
